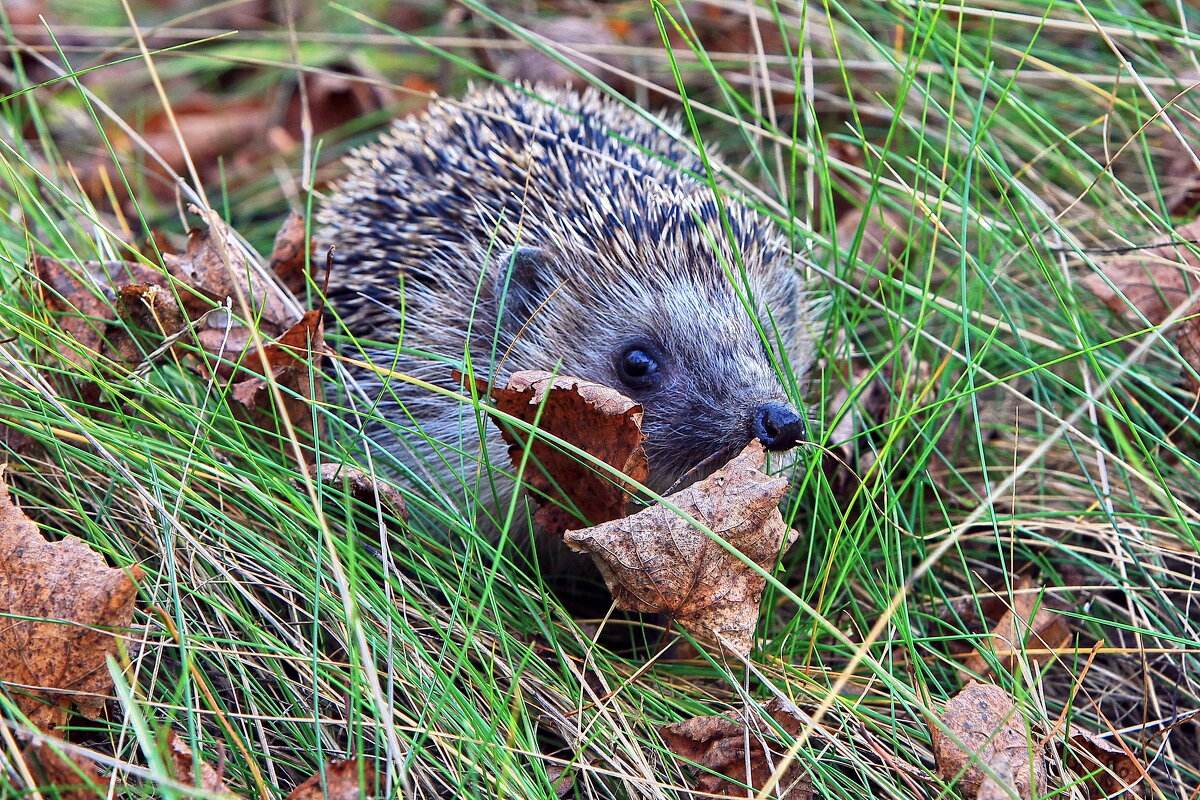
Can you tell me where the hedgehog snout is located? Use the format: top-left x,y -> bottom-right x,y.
752,402 -> 807,450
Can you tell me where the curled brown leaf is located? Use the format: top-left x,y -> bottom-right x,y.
960,575 -> 1072,682
660,698 -> 812,799
564,443 -> 797,655
479,369 -> 648,535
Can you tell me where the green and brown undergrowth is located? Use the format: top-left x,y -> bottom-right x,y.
1,1 -> 1199,798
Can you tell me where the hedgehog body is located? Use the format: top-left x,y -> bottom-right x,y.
320,85 -> 816,524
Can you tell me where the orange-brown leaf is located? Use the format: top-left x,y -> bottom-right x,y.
229,310 -> 325,434
961,575 -> 1072,682
1178,316 -> 1200,392
162,220 -> 291,335
33,256 -> 120,372
268,210 -> 313,295
836,201 -> 909,280
309,464 -> 408,522
0,467 -> 143,729
1063,726 -> 1145,798
1081,220 -> 1200,324
20,739 -> 107,800
482,370 -> 648,535
284,758 -> 375,800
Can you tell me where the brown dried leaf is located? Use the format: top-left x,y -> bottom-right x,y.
0,466 -> 143,729
31,215 -> 309,411
113,283 -> 189,366
69,94 -> 273,212
564,443 -> 797,655
1157,103 -> 1200,215
5,0 -> 44,27
143,98 -> 271,177
166,730 -> 236,797
282,68 -> 393,143
32,221 -> 280,378
308,464 -> 408,522
0,420 -> 36,458
33,256 -> 208,381
284,758 -> 375,800
33,256 -> 121,372
20,739 -> 106,800
1063,726 -> 1145,798
268,210 -> 313,295
976,756 -> 1020,800
1081,219 -> 1200,324
482,370 -> 648,535
960,575 -> 1072,682
931,682 -> 1046,800
544,763 -> 575,798
660,698 -> 812,799
81,96 -> 272,207
118,283 -> 187,339
230,309 -> 325,435
163,220 -> 292,335
30,257 -> 184,406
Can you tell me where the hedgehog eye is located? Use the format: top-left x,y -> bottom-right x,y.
617,347 -> 660,389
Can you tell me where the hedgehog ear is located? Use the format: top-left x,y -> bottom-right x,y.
494,246 -> 556,335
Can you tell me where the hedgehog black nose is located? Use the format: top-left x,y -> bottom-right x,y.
753,402 -> 807,451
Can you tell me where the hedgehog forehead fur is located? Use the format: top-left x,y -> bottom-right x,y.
320,84 -> 816,497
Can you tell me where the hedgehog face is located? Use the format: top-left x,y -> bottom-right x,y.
596,304 -> 807,493
492,245 -> 809,494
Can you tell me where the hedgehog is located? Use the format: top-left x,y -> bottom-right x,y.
319,84 -> 817,527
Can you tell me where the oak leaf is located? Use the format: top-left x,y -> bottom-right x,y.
1081,219 -> 1200,325
20,739 -> 107,800
563,442 -> 797,655
1179,317 -> 1200,391
268,210 -> 313,295
308,464 -> 408,522
1063,725 -> 1144,798
32,256 -> 122,373
162,218 -> 292,335
0,467 -> 143,729
1156,106 -> 1200,215
836,200 -> 910,284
